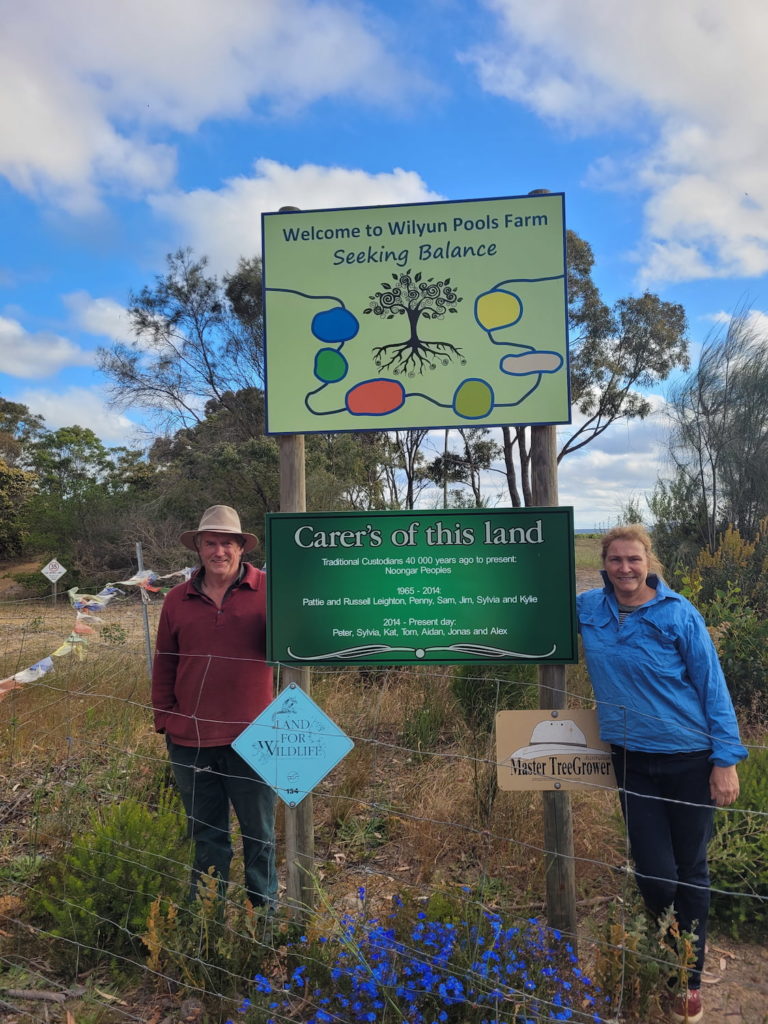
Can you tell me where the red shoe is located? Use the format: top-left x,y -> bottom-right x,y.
669,988 -> 703,1023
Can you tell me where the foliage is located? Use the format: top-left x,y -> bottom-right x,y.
680,520 -> 768,713
100,622 -> 128,646
502,230 -> 689,507
402,696 -> 449,757
143,871 -> 276,999
0,459 -> 35,557
452,664 -> 538,734
235,891 -> 605,1023
692,520 -> 768,615
21,424 -> 145,568
11,570 -> 56,598
426,428 -> 502,507
98,249 -> 265,432
592,904 -> 693,1022
0,397 -> 45,466
709,742 -> 768,939
666,308 -> 768,548
31,790 -> 190,969
648,474 -> 709,579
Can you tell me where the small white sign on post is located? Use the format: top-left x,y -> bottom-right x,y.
41,559 -> 67,583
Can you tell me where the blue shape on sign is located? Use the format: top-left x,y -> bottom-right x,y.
232,683 -> 354,807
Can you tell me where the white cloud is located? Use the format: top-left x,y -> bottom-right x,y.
64,292 -> 134,344
0,0 -> 413,211
16,386 -> 143,446
466,0 -> 768,285
417,406 -> 670,529
152,159 -> 444,273
0,315 -> 94,378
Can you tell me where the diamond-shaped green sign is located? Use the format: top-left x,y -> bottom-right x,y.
232,684 -> 354,806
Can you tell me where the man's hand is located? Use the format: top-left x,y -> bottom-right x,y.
710,764 -> 740,806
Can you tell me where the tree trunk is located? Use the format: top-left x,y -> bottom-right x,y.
502,427 -> 521,507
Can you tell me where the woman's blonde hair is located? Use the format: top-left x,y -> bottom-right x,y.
601,524 -> 664,579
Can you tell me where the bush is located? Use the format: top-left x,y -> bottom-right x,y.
693,519 -> 768,617
679,522 -> 768,715
10,571 -> 56,599
592,902 -> 693,1022
31,789 -> 190,968
235,889 -> 606,1023
143,872 -> 276,999
713,603 -> 768,717
709,741 -> 768,940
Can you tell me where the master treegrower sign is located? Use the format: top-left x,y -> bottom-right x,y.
262,193 -> 569,435
266,508 -> 576,666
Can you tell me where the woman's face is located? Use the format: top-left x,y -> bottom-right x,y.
603,539 -> 651,604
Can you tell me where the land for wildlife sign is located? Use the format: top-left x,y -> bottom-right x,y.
262,193 -> 569,434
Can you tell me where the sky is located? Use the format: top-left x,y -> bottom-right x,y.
2,0 -> 768,529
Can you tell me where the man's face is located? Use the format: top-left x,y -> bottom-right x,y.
196,531 -> 244,584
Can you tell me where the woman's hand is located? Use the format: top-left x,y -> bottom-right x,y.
710,764 -> 740,806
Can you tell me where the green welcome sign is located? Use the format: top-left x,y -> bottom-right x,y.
262,193 -> 568,435
266,508 -> 576,666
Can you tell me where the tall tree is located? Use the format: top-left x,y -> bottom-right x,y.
0,398 -> 45,467
97,249 -> 265,432
501,231 -> 689,506
24,426 -> 145,565
0,460 -> 35,557
426,428 -> 502,507
664,309 -> 768,549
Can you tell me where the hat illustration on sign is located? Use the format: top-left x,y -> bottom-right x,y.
509,719 -> 610,759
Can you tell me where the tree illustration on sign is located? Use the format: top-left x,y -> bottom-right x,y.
363,270 -> 466,375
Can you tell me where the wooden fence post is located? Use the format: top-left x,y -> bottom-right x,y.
278,431 -> 315,921
531,424 -> 578,943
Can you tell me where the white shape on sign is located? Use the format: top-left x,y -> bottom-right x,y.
232,683 -> 354,806
41,559 -> 67,582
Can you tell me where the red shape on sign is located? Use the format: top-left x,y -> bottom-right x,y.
346,378 -> 405,416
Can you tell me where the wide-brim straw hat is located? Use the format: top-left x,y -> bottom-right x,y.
179,505 -> 258,553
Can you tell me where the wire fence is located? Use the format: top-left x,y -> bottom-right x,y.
0,584 -> 766,1023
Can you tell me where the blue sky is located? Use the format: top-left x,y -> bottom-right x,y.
2,0 -> 767,528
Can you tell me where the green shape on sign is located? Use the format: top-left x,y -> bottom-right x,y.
314,348 -> 348,383
453,378 -> 494,418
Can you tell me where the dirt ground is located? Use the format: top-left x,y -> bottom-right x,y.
692,940 -> 768,1023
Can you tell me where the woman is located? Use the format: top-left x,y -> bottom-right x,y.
576,525 -> 747,1024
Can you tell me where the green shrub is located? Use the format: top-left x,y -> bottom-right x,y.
10,571 -> 55,598
593,902 -> 694,1022
99,622 -> 128,646
709,741 -> 768,940
680,525 -> 768,716
143,872 -> 276,1001
452,663 -> 538,733
31,789 -> 190,969
715,605 -> 768,717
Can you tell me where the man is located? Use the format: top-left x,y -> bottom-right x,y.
152,505 -> 276,909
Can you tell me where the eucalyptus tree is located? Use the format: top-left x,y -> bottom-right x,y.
501,231 -> 689,507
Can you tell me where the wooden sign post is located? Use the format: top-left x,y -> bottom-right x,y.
531,423 -> 577,945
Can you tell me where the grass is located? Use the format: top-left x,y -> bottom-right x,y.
0,551 -> 657,1021
573,533 -> 603,570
